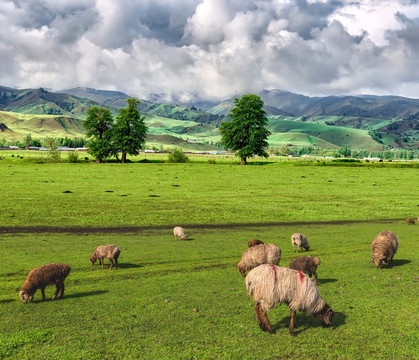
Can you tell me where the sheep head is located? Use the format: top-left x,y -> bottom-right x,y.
314,303 -> 334,327
19,291 -> 29,304
237,262 -> 247,277
89,254 -> 97,266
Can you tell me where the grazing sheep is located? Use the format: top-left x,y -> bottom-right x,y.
406,218 -> 415,225
245,265 -> 334,336
289,256 -> 321,282
248,239 -> 264,248
291,233 -> 310,252
173,226 -> 188,240
237,243 -> 281,277
19,263 -> 71,303
90,245 -> 121,269
371,231 -> 399,269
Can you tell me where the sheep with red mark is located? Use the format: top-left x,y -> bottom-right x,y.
245,265 -> 333,336
237,243 -> 281,277
291,233 -> 310,252
371,231 -> 399,268
289,256 -> 321,282
90,245 -> 121,269
19,263 -> 71,303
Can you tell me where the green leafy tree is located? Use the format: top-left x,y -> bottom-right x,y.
25,133 -> 32,149
84,107 -> 114,163
113,98 -> 148,163
167,148 -> 189,163
219,94 -> 271,165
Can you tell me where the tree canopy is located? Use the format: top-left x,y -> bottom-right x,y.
112,98 -> 148,163
219,94 -> 271,165
84,106 -> 114,162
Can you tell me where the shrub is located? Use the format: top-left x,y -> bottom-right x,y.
67,152 -> 79,163
167,148 -> 189,163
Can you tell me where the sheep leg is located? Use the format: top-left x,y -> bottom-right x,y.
59,282 -> 65,298
314,272 -> 318,282
289,309 -> 296,336
41,287 -> 46,301
100,258 -> 104,269
52,283 -> 61,300
114,258 -> 118,269
109,259 -> 115,270
254,303 -> 273,334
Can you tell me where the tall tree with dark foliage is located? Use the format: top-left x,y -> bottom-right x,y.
220,94 -> 271,165
112,98 -> 148,163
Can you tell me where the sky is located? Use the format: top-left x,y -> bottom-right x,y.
1,0 -> 419,103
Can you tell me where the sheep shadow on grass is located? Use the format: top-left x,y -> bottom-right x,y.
387,259 -> 411,267
25,290 -> 109,303
372,259 -> 411,269
272,311 -> 346,335
117,262 -> 144,269
65,289 -> 109,300
0,299 -> 15,304
316,278 -> 338,285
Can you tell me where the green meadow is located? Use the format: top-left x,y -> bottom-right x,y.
0,155 -> 418,359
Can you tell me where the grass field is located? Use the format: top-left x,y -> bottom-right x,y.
0,157 -> 418,359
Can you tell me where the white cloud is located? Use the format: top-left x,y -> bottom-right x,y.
1,0 -> 419,101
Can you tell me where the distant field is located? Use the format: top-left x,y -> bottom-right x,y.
0,111 -> 85,141
268,118 -> 383,151
1,156 -> 418,228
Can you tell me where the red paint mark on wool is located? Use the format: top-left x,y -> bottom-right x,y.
297,270 -> 305,285
270,265 -> 278,285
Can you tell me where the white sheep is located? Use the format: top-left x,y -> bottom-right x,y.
90,245 -> 121,269
173,226 -> 188,240
291,233 -> 310,252
245,264 -> 334,336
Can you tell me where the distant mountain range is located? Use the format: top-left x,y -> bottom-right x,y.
1,85 -> 418,150
209,89 -> 419,119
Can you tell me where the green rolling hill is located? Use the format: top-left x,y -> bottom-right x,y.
1,85 -> 418,151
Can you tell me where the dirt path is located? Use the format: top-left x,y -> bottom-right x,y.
0,219 -> 402,234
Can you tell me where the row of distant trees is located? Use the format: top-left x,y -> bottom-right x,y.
0,135 -> 87,149
273,145 -> 418,160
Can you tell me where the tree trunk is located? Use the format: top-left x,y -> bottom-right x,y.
96,159 -> 102,163
241,157 -> 247,165
121,151 -> 126,163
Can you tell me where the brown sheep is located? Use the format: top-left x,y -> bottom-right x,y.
237,243 -> 281,277
291,233 -> 310,252
371,231 -> 399,268
246,265 -> 333,336
406,218 -> 415,225
19,263 -> 71,303
173,226 -> 188,240
90,245 -> 121,269
248,239 -> 264,248
289,256 -> 321,282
